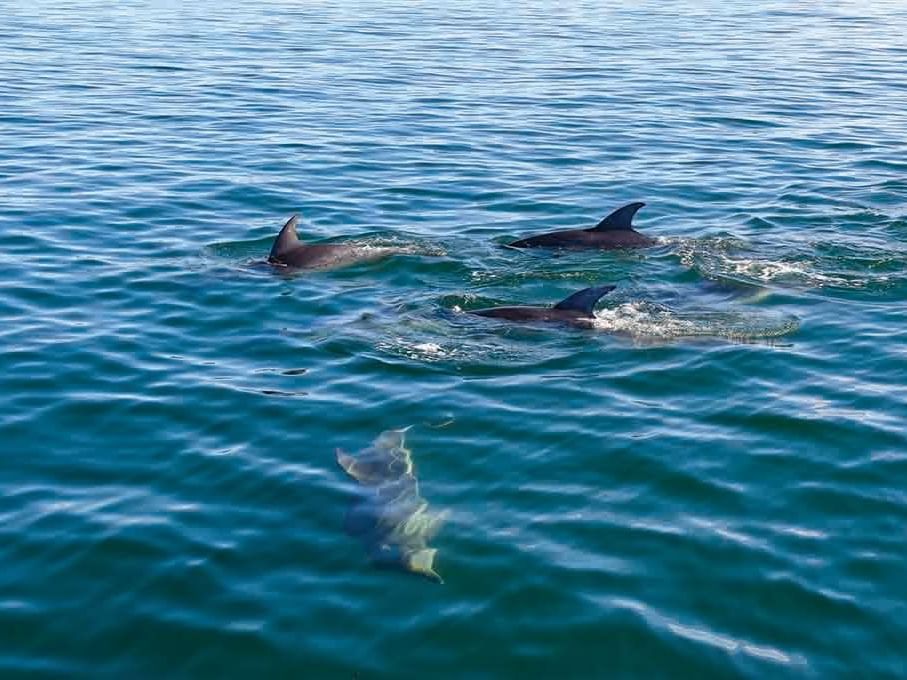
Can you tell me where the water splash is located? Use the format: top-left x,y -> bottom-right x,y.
592,301 -> 799,341
672,235 -> 907,295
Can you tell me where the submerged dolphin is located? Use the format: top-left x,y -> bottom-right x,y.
471,284 -> 616,328
268,215 -> 403,270
336,428 -> 448,583
508,202 -> 654,250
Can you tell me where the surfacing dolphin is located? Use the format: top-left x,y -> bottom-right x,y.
268,214 -> 404,270
508,202 -> 654,250
336,428 -> 448,583
471,284 -> 616,328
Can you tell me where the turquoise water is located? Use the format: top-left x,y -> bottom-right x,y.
2,1 -> 907,676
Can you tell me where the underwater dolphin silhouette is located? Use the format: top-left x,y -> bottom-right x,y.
471,284 -> 616,328
508,202 -> 654,250
337,428 -> 447,583
268,215 -> 403,270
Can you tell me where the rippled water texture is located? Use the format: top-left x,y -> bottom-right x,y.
2,1 -> 906,677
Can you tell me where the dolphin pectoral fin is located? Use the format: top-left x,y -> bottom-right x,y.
422,509 -> 450,541
552,285 -> 616,315
336,448 -> 360,479
406,548 -> 443,584
337,450 -> 388,484
374,428 -> 414,473
387,499 -> 429,538
269,214 -> 302,260
589,202 -> 645,232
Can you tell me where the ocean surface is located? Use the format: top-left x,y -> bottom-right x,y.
2,1 -> 906,677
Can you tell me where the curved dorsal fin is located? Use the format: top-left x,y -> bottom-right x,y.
269,215 -> 301,259
589,202 -> 645,232
553,284 -> 616,315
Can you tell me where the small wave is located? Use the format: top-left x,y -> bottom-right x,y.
375,335 -> 540,365
375,340 -> 456,362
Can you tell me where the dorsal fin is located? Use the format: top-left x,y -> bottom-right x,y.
589,202 -> 645,232
269,215 -> 301,259
553,285 -> 616,315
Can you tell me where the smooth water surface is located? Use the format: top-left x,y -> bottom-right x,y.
2,1 -> 906,677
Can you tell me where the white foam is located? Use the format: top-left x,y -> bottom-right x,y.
592,301 -> 798,340
413,342 -> 444,355
722,257 -> 855,287
673,236 -> 887,290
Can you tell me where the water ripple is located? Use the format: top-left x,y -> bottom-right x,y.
1,0 -> 907,677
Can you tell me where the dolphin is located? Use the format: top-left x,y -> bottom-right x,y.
471,284 -> 616,328
336,428 -> 448,583
267,214 -> 403,270
508,202 -> 654,250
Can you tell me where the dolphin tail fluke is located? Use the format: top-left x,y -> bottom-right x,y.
407,548 -> 443,584
590,202 -> 645,231
269,214 -> 301,260
553,285 -> 616,315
